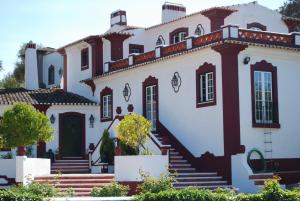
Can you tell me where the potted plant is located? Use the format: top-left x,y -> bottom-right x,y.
0,102 -> 54,156
99,129 -> 115,173
116,113 -> 152,154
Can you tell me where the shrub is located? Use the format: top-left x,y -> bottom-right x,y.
8,182 -> 58,198
0,102 -> 53,149
100,129 -> 115,165
0,152 -> 13,159
117,113 -> 151,152
0,190 -> 44,201
139,172 -> 174,194
91,181 -> 129,197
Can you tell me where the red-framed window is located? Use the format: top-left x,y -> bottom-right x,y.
169,27 -> 188,44
100,87 -> 113,122
251,60 -> 280,128
81,48 -> 89,70
196,63 -> 216,108
129,44 -> 144,54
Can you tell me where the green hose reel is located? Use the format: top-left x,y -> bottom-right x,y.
247,148 -> 267,173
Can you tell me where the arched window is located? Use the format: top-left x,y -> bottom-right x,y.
48,65 -> 55,85
195,24 -> 205,36
169,27 -> 188,44
156,35 -> 165,46
247,22 -> 267,31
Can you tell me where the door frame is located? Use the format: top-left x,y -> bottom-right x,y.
59,112 -> 86,158
143,76 -> 159,131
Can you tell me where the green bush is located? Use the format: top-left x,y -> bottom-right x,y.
135,180 -> 300,201
7,182 -> 58,198
91,181 -> 129,197
0,190 -> 44,201
100,129 -> 115,165
139,173 -> 174,194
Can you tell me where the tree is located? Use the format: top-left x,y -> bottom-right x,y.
0,102 -> 54,155
117,113 -> 152,153
100,129 -> 115,165
13,43 -> 26,83
0,73 -> 23,88
0,60 -> 3,72
279,0 -> 300,18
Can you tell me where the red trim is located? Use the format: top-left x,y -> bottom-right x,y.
104,33 -> 131,61
100,87 -> 113,122
169,27 -> 188,44
81,48 -> 89,70
142,76 -> 159,129
83,80 -> 96,96
162,4 -> 186,12
195,62 -> 216,108
247,22 -> 267,31
283,18 -> 300,33
250,60 -> 280,128
85,37 -> 103,76
127,104 -> 134,112
59,112 -> 86,158
202,8 -> 235,32
129,44 -> 144,54
58,49 -> 67,91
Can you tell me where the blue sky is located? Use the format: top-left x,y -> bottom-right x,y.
0,0 -> 286,79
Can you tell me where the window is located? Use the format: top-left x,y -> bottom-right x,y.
48,65 -> 55,85
156,35 -> 165,46
100,87 -> 113,122
196,63 -> 216,108
251,60 -> 280,128
247,22 -> 267,31
169,27 -> 188,44
81,48 -> 89,70
143,76 -> 159,131
195,24 -> 205,36
129,44 -> 144,54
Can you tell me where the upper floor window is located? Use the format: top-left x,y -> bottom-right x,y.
196,63 -> 216,108
100,87 -> 113,122
129,44 -> 144,54
195,24 -> 205,36
251,60 -> 280,128
156,35 -> 165,46
81,48 -> 89,70
169,27 -> 188,44
48,65 -> 55,85
247,22 -> 267,31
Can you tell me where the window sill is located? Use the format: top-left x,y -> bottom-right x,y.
196,101 -> 216,108
101,117 -> 113,122
252,123 -> 281,129
81,65 -> 89,71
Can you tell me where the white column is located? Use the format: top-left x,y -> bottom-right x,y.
25,42 -> 39,90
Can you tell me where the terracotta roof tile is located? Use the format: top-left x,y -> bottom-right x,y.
0,88 -> 97,105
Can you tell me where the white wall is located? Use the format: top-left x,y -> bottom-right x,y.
0,159 -> 16,178
115,155 -> 168,181
42,52 -> 63,88
226,2 -> 288,33
65,42 -> 95,100
45,105 -> 101,157
94,48 -> 224,157
239,47 -> 300,159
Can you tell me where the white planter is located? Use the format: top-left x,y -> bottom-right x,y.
115,155 -> 168,181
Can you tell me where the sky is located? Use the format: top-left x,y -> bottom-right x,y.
0,0 -> 287,79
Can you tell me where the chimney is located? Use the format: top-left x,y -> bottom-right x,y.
110,10 -> 127,27
25,41 -> 39,90
162,2 -> 186,23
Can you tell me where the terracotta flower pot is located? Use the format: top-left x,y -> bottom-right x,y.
17,146 -> 26,156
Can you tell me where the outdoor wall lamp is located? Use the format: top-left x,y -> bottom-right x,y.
171,72 -> 181,93
89,114 -> 95,128
123,83 -> 131,102
244,56 -> 251,65
50,114 -> 55,124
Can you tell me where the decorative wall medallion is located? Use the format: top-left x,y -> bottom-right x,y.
116,106 -> 122,115
171,72 -> 182,93
127,104 -> 134,112
156,35 -> 165,46
195,24 -> 205,36
123,83 -> 131,102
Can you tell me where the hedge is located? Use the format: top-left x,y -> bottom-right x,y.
0,190 -> 44,201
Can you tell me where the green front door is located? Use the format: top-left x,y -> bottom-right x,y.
60,113 -> 85,157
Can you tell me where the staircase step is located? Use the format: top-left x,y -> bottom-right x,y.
170,155 -> 183,159
35,179 -> 113,184
170,164 -> 192,167
35,174 -> 114,180
174,185 -> 232,189
173,181 -> 228,186
54,160 -> 89,163
175,176 -> 223,182
171,172 -> 218,177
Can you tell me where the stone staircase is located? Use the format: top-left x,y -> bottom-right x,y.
51,158 -> 90,174
34,174 -> 114,196
153,133 -> 231,189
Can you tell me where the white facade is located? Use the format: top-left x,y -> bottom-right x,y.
42,52 -> 63,88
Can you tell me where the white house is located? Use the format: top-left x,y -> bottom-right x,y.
1,1 -> 300,195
